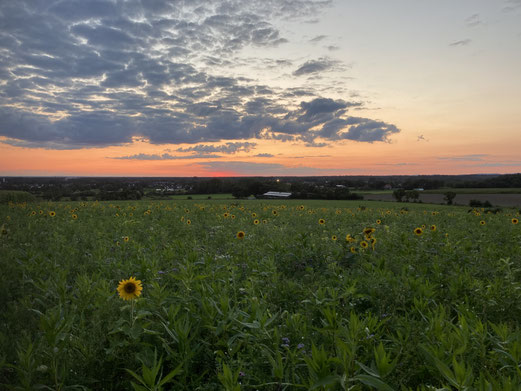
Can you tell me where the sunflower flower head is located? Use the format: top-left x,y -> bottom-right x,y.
318,218 -> 325,225
117,277 -> 143,301
414,227 -> 423,236
236,231 -> 245,239
512,218 -> 519,225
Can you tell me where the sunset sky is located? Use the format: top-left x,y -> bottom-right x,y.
1,0 -> 520,176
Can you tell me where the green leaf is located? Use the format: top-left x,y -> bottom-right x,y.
354,374 -> 395,391
309,375 -> 341,390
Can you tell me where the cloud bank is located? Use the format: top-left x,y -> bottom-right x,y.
0,0 -> 400,150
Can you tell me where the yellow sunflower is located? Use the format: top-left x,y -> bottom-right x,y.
360,240 -> 369,249
186,219 -> 191,225
414,227 -> 423,236
363,227 -> 375,236
253,219 -> 260,225
318,218 -> 325,225
72,214 -> 78,220
512,218 -> 519,225
123,236 -> 130,242
236,231 -> 245,239
480,220 -> 486,226
272,210 -> 278,216
430,224 -> 436,232
49,211 -> 56,217
117,277 -> 143,300
252,213 -> 257,218
350,246 -> 357,254
376,219 -> 381,225
331,235 -> 337,241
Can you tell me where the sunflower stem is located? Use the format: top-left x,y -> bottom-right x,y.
131,299 -> 135,327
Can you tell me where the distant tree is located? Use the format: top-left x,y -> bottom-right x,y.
393,189 -> 406,202
444,191 -> 457,205
405,190 -> 420,202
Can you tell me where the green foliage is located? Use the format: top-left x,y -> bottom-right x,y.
1,199 -> 521,389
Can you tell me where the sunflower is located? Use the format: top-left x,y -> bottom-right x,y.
252,213 -> 257,218
318,218 -> 325,225
414,227 -> 423,236
346,234 -> 355,242
231,215 -> 236,219
223,212 -> 229,218
430,224 -> 436,232
186,219 -> 191,225
236,231 -> 245,239
480,220 -> 486,226
350,246 -> 357,254
360,240 -> 369,249
253,219 -> 260,225
363,227 -> 375,236
262,219 -> 268,224
72,214 -> 78,220
123,236 -> 130,242
298,205 -> 305,211
30,211 -> 36,216
39,210 -> 44,214
512,218 -> 519,225
117,277 -> 143,300
370,237 -> 377,250
272,210 -> 278,216
376,219 -> 382,225
49,211 -> 56,217
331,235 -> 337,241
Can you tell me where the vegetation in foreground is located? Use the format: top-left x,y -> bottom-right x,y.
1,199 -> 521,390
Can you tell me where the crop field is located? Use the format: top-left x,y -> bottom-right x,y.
1,199 -> 521,390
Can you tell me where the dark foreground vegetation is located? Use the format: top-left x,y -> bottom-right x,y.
2,199 -> 521,389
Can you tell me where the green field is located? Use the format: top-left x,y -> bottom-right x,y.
2,199 -> 521,390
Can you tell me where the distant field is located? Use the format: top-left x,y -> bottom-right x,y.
363,192 -> 521,207
423,188 -> 521,194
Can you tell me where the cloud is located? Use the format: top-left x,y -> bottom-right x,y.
309,35 -> 327,43
503,0 -> 521,12
176,142 -> 257,154
449,39 -> 472,47
111,153 -> 222,160
254,153 -> 274,157
197,161 -> 345,176
0,0 -> 399,150
465,14 -> 483,27
438,154 -> 488,161
293,57 -> 339,76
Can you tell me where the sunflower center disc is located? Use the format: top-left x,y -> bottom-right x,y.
124,283 -> 136,294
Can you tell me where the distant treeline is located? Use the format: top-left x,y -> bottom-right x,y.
1,173 -> 520,202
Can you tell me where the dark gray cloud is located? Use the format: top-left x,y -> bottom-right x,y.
254,153 -> 274,157
449,39 -> 472,46
293,57 -> 339,76
176,142 -> 257,154
0,0 -> 399,150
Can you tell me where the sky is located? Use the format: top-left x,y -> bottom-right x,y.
1,0 -> 520,177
